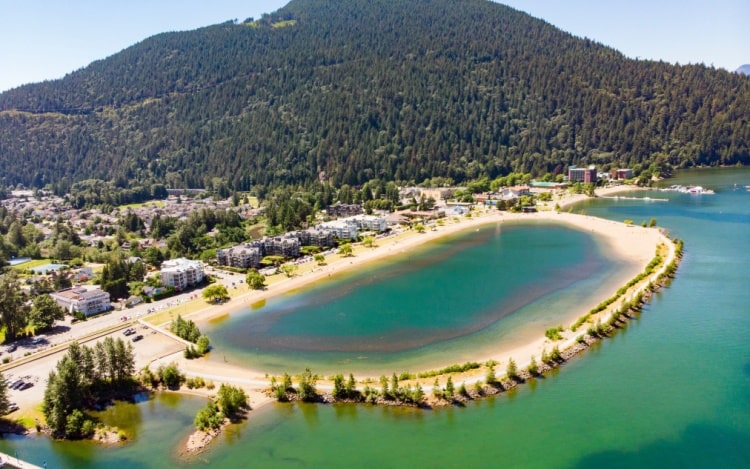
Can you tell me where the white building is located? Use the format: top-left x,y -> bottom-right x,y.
160,258 -> 205,290
51,286 -> 111,317
350,215 -> 388,232
317,219 -> 359,240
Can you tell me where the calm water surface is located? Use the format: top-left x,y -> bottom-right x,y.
203,220 -> 635,375
2,168 -> 749,468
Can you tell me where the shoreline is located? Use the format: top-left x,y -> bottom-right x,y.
168,186 -> 666,408
6,185 -> 680,455
174,210 -> 680,458
182,184 -> 649,332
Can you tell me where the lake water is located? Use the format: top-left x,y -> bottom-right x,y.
2,168 -> 749,467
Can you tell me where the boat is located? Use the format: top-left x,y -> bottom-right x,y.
662,185 -> 714,195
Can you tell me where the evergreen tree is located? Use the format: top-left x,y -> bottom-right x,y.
29,294 -> 66,331
0,273 -> 31,340
0,372 -> 10,416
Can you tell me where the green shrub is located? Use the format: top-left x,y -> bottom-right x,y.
398,371 -> 414,381
444,376 -> 455,398
527,355 -> 538,375
194,401 -> 224,431
81,420 -> 96,438
545,326 -> 564,341
416,362 -> 481,379
506,358 -> 518,381
217,384 -> 248,417
485,363 -> 497,385
550,346 -> 562,362
297,368 -> 317,402
158,362 -> 184,389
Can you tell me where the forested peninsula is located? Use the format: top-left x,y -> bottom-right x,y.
1,0 -> 748,194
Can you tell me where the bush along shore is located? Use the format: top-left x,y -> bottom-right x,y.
184,383 -> 249,455
265,235 -> 683,410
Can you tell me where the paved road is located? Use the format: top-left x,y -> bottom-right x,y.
2,268 -> 245,362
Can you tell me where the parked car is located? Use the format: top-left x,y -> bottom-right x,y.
123,328 -> 136,336
131,335 -> 144,342
9,380 -> 23,390
6,344 -> 17,353
19,382 -> 33,391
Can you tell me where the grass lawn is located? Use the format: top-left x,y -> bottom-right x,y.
10,258 -> 53,271
118,200 -> 165,210
245,196 -> 259,208
247,221 -> 265,239
272,20 -> 297,28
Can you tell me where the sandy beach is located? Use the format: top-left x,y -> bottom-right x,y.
163,185 -> 671,409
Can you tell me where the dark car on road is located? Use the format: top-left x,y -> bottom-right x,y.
132,335 -> 144,342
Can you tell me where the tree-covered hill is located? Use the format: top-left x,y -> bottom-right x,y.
0,0 -> 748,193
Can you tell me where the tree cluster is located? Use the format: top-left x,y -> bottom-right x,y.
270,368 -> 319,402
139,361 -> 185,390
170,315 -> 211,358
99,255 -> 146,300
194,384 -> 249,432
42,339 -> 136,438
0,273 -> 66,339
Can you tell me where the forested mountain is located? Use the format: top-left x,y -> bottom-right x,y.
1,0 -> 748,194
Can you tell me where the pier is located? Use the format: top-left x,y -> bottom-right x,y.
0,451 -> 45,469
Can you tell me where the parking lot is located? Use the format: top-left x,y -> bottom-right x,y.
1,323 -> 185,417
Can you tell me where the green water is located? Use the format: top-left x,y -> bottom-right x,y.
2,168 -> 749,467
204,221 -> 637,375
0,393 -> 205,468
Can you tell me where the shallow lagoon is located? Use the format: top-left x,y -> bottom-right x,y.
203,220 -> 637,375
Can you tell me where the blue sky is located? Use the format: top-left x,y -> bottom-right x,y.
1,0 -> 748,92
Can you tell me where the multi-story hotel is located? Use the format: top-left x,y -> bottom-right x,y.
51,286 -> 111,317
160,258 -> 205,290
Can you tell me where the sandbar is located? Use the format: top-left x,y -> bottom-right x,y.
167,185 -> 672,407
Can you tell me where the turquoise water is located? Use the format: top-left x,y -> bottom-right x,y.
2,167 -> 749,467
204,221 -> 636,375
0,393 -> 205,468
